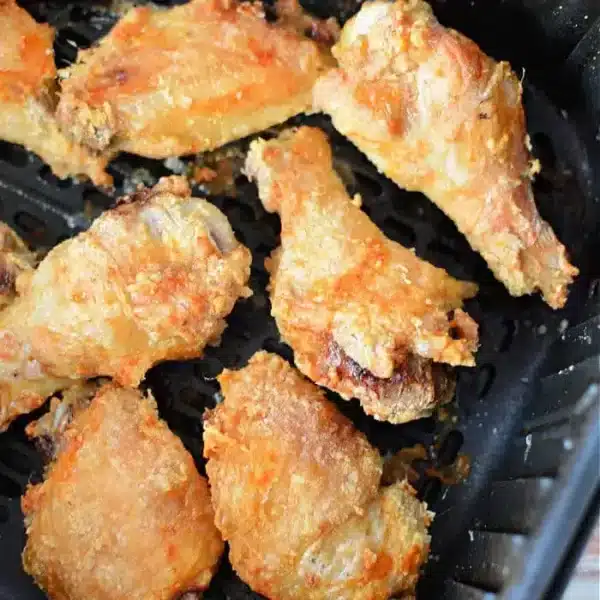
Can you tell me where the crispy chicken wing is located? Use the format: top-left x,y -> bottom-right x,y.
0,222 -> 69,426
22,383 -> 224,600
245,127 -> 478,423
0,222 -> 36,310
204,351 -> 432,600
56,0 -> 334,159
0,176 -> 251,430
0,0 -> 110,185
313,0 -> 578,308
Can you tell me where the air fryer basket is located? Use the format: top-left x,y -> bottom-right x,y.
0,1 -> 599,599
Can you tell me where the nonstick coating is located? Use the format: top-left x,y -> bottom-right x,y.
0,2 -> 599,599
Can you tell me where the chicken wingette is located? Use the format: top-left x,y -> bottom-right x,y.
245,127 -> 478,423
0,176 -> 251,431
57,0 -> 334,160
22,383 -> 224,600
204,351 -> 432,600
0,0 -> 110,185
313,0 -> 577,308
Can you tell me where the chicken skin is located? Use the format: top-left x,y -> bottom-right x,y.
0,222 -> 36,310
56,0 -> 334,160
245,127 -> 478,423
313,0 -> 578,308
204,352 -> 433,600
0,0 -> 110,185
204,351 -> 432,600
22,383 -> 224,600
0,176 -> 251,431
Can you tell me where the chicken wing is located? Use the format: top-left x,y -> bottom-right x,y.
204,351 -> 432,600
0,176 -> 251,430
0,0 -> 110,185
313,0 -> 578,308
245,127 -> 478,423
22,383 -> 224,600
0,222 -> 36,310
56,0 -> 334,159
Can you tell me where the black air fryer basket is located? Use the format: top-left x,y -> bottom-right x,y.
0,1 -> 599,599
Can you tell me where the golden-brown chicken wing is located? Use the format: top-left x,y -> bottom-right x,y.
0,222 -> 36,310
313,0 -> 578,309
204,351 -> 432,600
0,176 -> 251,431
22,383 -> 224,600
0,0 -> 110,185
56,0 -> 334,160
0,222 -> 69,427
245,127 -> 478,423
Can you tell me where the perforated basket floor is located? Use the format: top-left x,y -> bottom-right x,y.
0,2 -> 599,600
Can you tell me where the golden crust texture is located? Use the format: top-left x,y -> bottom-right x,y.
57,0 -> 334,159
313,0 -> 578,308
0,176 -> 251,430
22,383 -> 224,600
245,127 -> 478,423
0,0 -> 110,185
204,351 -> 431,599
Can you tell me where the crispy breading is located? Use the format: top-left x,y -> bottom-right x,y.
22,383 -> 224,600
313,0 -> 577,308
204,351 -> 432,599
24,380 -> 108,459
56,0 -> 334,159
245,127 -> 478,423
0,176 -> 251,430
0,222 -> 36,310
0,0 -> 110,185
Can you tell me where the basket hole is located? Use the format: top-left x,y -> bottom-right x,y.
436,430 -> 464,466
14,211 -> 47,238
381,217 -> 416,247
0,503 -> 8,523
476,364 -> 496,399
498,319 -> 517,353
0,474 -> 21,498
39,165 -> 73,189
0,141 -> 30,168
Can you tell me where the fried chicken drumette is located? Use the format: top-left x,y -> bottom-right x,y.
313,0 -> 578,308
245,127 -> 478,423
0,176 -> 251,431
56,0 -> 334,160
0,0 -> 110,185
0,222 -> 36,310
204,351 -> 432,600
22,383 -> 224,600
